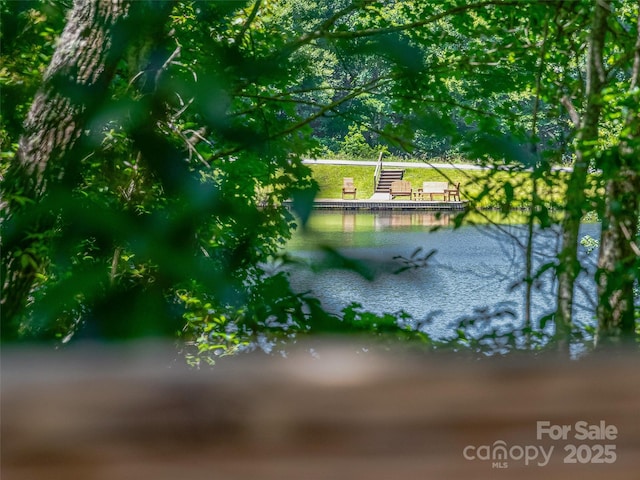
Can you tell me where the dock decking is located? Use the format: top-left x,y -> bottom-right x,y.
286,198 -> 467,211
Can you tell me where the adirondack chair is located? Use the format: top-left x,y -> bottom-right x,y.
446,182 -> 460,201
342,177 -> 357,199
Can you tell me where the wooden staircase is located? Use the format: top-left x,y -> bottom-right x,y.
375,169 -> 405,193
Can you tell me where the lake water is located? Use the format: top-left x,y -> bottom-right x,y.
285,211 -> 599,341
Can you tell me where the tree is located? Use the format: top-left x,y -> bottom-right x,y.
2,0 -> 637,354
1,0 -> 173,336
595,2 -> 640,344
1,0 -> 411,346
554,0 -> 611,340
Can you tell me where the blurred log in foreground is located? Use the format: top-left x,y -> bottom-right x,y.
2,342 -> 640,480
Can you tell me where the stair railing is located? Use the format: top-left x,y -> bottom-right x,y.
373,151 -> 383,191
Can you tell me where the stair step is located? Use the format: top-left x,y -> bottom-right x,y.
376,169 -> 405,192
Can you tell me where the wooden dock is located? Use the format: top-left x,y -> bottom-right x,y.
286,199 -> 467,211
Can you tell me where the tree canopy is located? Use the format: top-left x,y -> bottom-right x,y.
1,0 -> 638,358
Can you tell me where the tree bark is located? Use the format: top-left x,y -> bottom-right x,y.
595,4 -> 640,344
596,172 -> 640,342
555,0 -> 609,340
1,0 -> 172,336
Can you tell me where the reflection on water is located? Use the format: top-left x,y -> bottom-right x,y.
342,213 -> 356,232
290,211 -> 457,249
286,211 -> 599,341
338,211 -> 452,232
371,211 -> 451,230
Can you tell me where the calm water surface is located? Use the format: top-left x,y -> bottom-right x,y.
285,211 -> 599,340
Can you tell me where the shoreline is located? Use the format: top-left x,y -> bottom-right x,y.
284,198 -> 468,211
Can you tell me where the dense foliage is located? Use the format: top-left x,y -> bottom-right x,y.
1,0 -> 638,358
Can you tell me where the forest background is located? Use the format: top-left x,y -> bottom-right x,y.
1,0 -> 639,361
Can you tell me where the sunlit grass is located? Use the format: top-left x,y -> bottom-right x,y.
308,164 -> 565,208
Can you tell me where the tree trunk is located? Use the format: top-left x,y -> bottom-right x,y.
0,0 -> 172,336
596,5 -> 640,344
555,0 -> 609,340
596,172 -> 640,342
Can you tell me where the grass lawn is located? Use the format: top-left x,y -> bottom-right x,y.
308,164 -> 571,209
